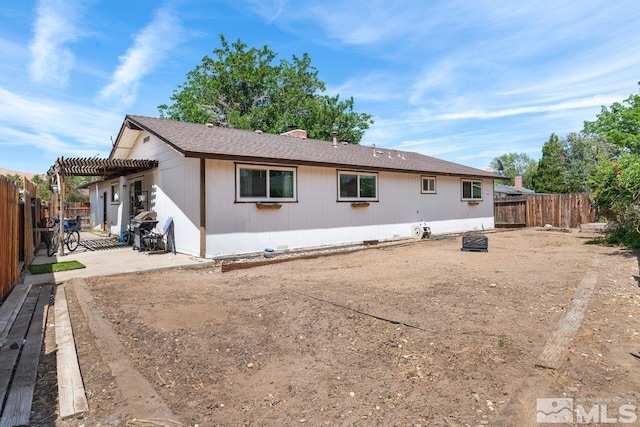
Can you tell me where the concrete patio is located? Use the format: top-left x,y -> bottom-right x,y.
24,232 -> 212,286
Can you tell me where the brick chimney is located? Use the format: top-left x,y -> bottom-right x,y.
280,129 -> 307,139
514,175 -> 523,191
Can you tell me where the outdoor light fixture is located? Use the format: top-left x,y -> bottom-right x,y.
51,184 -> 59,193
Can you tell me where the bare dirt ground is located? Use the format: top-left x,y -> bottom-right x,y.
31,228 -> 640,426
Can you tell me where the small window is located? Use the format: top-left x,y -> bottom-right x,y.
461,179 -> 483,201
237,164 -> 296,202
110,184 -> 119,203
338,171 -> 378,201
421,176 -> 436,194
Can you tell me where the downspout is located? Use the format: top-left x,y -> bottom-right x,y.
199,158 -> 206,258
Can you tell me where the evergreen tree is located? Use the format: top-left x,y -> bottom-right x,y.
531,134 -> 569,193
563,132 -> 616,193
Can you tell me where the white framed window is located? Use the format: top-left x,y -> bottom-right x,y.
338,171 -> 378,201
110,184 -> 119,203
236,164 -> 297,202
421,176 -> 436,194
461,179 -> 483,201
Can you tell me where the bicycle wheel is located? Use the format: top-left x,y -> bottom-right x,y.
66,230 -> 80,252
47,232 -> 60,256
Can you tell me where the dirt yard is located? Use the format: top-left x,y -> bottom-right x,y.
31,228 -> 640,426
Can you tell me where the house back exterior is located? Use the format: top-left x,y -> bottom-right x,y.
88,115 -> 499,258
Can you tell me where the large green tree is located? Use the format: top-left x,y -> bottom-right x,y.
531,134 -> 569,193
489,152 -> 537,189
563,132 -> 616,193
589,153 -> 640,246
583,89 -> 640,153
584,85 -> 640,246
159,35 -> 373,144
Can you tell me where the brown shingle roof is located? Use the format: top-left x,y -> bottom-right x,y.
121,115 -> 498,178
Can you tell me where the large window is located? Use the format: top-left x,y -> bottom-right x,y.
338,171 -> 378,201
461,179 -> 483,201
421,176 -> 436,194
237,164 -> 296,201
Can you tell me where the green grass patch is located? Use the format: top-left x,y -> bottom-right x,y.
28,260 -> 86,275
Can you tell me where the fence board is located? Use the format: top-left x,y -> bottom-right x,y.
494,193 -> 596,229
0,176 -> 43,302
0,176 -> 20,302
494,197 -> 528,227
66,202 -> 90,230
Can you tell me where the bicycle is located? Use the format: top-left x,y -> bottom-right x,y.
65,216 -> 81,252
39,217 -> 55,256
46,216 -> 82,256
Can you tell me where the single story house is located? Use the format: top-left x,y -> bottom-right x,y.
494,176 -> 535,199
86,115 -> 500,258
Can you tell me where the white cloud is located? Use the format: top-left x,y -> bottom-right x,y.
28,0 -> 84,87
434,96 -> 621,121
326,72 -> 404,103
0,86 -> 121,155
242,0 -> 287,23
97,7 -> 184,109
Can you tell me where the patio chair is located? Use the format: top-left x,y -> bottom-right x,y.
141,217 -> 175,254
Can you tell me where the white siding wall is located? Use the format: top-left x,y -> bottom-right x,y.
88,182 -> 101,230
94,129 -> 495,258
206,161 -> 494,257
128,135 -> 200,256
89,180 -> 121,234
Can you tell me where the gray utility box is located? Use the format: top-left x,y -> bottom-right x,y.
461,235 -> 488,252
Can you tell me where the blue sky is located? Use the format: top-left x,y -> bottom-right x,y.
1,0 -> 639,174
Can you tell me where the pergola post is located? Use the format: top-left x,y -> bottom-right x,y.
57,172 -> 66,256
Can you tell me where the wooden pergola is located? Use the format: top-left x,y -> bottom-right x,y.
46,157 -> 158,255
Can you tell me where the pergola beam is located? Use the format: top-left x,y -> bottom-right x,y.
47,157 -> 158,179
46,157 -> 159,255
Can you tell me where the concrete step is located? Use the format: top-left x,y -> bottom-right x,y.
579,222 -> 609,233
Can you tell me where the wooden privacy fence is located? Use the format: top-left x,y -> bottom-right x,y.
66,202 -> 90,230
0,176 -> 20,302
494,193 -> 596,228
0,176 -> 44,302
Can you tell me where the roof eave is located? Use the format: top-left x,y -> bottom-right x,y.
181,151 -> 500,179
122,115 -> 188,157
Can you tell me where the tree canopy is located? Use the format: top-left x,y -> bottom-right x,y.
489,152 -> 537,189
159,35 -> 374,144
5,173 -> 23,188
3,173 -> 89,203
589,152 -> 640,246
585,84 -> 640,246
563,132 -> 616,193
583,89 -> 640,153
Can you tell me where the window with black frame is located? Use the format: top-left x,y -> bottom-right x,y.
236,164 -> 297,202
